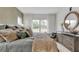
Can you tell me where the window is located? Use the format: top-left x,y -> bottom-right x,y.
32,20 -> 48,33
32,20 -> 40,32
41,20 -> 48,32
17,16 -> 23,26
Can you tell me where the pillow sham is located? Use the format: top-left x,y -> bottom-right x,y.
0,29 -> 13,35
0,25 -> 6,30
3,31 -> 18,42
0,29 -> 18,42
0,34 -> 6,42
26,27 -> 33,37
16,31 -> 30,39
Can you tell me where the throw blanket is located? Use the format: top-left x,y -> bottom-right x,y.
32,35 -> 58,52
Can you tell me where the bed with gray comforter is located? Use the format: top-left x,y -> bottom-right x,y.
0,38 -> 33,52
0,25 -> 33,52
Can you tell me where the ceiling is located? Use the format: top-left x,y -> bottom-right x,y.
17,7 -> 62,14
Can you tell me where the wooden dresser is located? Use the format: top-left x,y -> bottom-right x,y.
57,32 -> 79,52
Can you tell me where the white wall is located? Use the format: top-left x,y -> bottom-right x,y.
23,14 -> 32,27
23,14 -> 56,33
56,7 -> 70,32
23,7 -> 79,33
48,14 -> 56,33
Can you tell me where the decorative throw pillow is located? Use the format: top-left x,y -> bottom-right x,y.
5,24 -> 9,29
25,31 -> 30,37
26,27 -> 33,37
0,34 -> 6,42
23,26 -> 33,37
0,25 -> 6,30
16,31 -> 29,39
25,30 -> 31,37
0,29 -> 13,35
2,31 -> 18,42
17,26 -> 24,31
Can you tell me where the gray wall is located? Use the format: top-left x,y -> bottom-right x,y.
0,7 -> 23,25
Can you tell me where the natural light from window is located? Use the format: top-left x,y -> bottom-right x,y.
32,20 -> 48,33
17,16 -> 23,26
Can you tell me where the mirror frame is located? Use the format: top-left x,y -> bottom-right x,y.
64,11 -> 79,31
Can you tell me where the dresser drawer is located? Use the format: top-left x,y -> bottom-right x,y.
57,33 -> 79,52
57,34 -> 63,44
63,38 -> 74,51
63,35 -> 74,44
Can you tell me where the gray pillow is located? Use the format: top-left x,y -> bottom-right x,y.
0,25 -> 6,30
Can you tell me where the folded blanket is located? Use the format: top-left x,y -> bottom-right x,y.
32,35 -> 58,52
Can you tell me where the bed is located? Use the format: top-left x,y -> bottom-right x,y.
0,25 -> 70,52
0,38 -> 33,52
0,35 -> 71,52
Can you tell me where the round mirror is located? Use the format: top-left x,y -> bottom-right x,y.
64,11 -> 79,32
